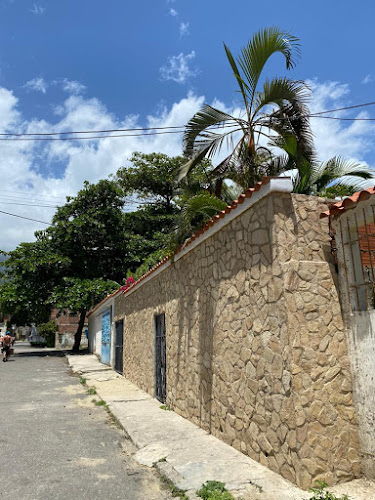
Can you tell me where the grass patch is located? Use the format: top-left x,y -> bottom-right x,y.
95,400 -> 107,407
159,404 -> 172,411
196,481 -> 235,500
87,387 -> 97,395
79,376 -> 87,385
309,481 -> 350,500
160,474 -> 188,500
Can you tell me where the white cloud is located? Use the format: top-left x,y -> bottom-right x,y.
30,3 -> 45,15
362,74 -> 375,85
0,87 -> 205,250
169,8 -> 178,16
307,79 -> 375,162
24,77 -> 48,94
179,21 -> 190,37
160,51 -> 198,84
0,79 -> 374,251
60,79 -> 86,95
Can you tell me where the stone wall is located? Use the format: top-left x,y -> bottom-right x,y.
114,191 -> 361,489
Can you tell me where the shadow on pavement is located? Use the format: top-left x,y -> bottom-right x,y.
14,349 -> 89,358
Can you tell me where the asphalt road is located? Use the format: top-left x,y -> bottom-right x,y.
0,343 -> 171,500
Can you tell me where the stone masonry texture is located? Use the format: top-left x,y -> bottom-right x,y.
114,192 -> 362,489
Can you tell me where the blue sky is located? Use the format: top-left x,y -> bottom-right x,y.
0,0 -> 375,249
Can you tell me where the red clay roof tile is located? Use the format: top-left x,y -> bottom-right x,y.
320,187 -> 375,218
89,176 -> 287,313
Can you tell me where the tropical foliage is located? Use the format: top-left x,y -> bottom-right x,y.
179,27 -> 312,190
179,26 -> 373,196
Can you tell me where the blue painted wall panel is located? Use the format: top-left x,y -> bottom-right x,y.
101,310 -> 111,365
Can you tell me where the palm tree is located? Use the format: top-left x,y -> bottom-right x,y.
178,27 -> 313,190
271,134 -> 373,195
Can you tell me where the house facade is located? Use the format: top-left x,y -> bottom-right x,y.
51,308 -> 88,349
321,188 -> 375,480
88,290 -> 123,371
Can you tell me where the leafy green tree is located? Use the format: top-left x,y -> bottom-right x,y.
117,152 -> 214,210
117,152 -> 226,274
178,27 -> 312,190
49,277 -> 119,351
1,179 -> 132,350
0,239 -> 68,325
45,179 -> 129,283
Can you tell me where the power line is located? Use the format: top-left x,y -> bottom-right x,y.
0,189 -> 68,201
0,101 -> 373,142
0,101 -> 374,139
0,200 -> 58,208
0,194 -> 59,205
0,121 -> 240,137
310,101 -> 375,116
0,209 -> 50,225
309,115 -> 375,122
0,130 -> 186,141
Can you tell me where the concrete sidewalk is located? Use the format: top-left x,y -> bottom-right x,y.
67,354 -> 375,500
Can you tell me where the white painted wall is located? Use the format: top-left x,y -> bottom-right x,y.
334,199 -> 375,478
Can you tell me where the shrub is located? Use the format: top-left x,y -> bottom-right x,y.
309,481 -> 350,500
196,481 -> 235,500
37,321 -> 56,347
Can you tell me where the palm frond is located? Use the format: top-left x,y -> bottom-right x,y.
224,43 -> 251,115
236,27 -> 300,111
183,105 -> 240,158
312,156 -> 373,192
252,78 -> 309,119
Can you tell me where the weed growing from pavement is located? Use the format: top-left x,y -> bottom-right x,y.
308,481 -> 350,500
159,474 -> 188,500
196,481 -> 235,500
79,377 -> 87,385
95,400 -> 107,407
87,387 -> 97,395
159,404 -> 172,411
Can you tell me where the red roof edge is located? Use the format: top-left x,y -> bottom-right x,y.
89,176 -> 290,312
320,187 -> 375,219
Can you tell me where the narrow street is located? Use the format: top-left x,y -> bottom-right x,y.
0,343 -> 171,500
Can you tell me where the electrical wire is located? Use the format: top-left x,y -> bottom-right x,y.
0,189 -> 68,201
310,101 -> 375,116
0,121 -> 240,138
308,115 -> 375,121
0,209 -> 50,225
0,200 -> 58,208
0,130 -> 186,141
0,101 -> 374,141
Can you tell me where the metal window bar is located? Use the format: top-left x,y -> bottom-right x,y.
155,314 -> 167,404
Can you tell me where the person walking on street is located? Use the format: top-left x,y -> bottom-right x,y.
1,331 -> 13,362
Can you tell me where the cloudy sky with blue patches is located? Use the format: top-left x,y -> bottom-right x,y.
0,0 -> 375,249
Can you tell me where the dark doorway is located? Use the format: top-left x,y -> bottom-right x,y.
155,313 -> 166,403
114,320 -> 124,374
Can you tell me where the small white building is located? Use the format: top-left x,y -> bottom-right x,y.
87,289 -> 122,371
